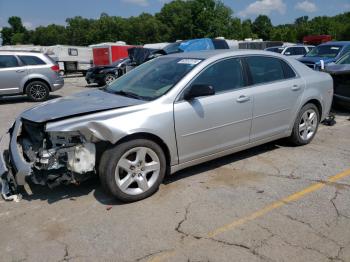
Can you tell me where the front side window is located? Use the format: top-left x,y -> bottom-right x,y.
0,55 -> 19,68
190,58 -> 244,93
246,56 -> 285,84
305,45 -> 342,58
19,55 -> 46,65
107,57 -> 202,100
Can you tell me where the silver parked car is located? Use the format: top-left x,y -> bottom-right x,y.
0,51 -> 64,101
0,50 -> 333,202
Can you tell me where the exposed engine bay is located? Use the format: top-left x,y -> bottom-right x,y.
1,119 -> 97,199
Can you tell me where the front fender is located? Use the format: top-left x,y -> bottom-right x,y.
45,103 -> 179,165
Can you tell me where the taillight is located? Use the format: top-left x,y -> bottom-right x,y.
51,65 -> 60,72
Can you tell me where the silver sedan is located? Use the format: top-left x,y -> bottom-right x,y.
0,50 -> 333,202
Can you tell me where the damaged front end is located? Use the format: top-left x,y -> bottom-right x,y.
0,118 -> 96,200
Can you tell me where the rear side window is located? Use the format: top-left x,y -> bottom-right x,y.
0,55 -> 19,68
19,55 -> 46,65
281,60 -> 296,79
246,56 -> 285,84
191,58 -> 244,93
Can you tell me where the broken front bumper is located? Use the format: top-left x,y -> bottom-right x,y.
0,119 -> 32,194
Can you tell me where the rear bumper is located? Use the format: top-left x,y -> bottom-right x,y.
51,78 -> 64,91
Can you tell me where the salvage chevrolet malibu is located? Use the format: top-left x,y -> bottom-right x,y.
0,50 -> 333,202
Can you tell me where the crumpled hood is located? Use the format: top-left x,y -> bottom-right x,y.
21,89 -> 145,123
324,64 -> 350,75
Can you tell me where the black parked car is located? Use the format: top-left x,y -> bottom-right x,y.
85,58 -> 131,86
324,52 -> 350,109
86,38 -> 229,86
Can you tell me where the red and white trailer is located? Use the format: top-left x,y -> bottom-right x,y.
90,42 -> 136,66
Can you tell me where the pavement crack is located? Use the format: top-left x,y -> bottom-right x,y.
134,249 -> 172,262
283,214 -> 343,248
257,222 -> 338,260
330,190 -> 350,223
175,203 -> 193,241
174,205 -> 272,261
331,246 -> 345,262
206,237 -> 273,261
56,240 -> 70,262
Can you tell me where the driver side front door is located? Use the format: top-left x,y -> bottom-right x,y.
174,57 -> 253,164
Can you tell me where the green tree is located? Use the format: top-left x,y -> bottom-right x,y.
252,15 -> 273,40
1,16 -> 28,44
30,24 -> 67,45
157,0 -> 193,41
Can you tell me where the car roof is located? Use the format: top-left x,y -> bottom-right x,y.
319,41 -> 350,46
165,49 -> 285,60
0,50 -> 43,55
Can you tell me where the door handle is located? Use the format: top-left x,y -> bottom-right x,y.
236,95 -> 250,103
291,85 -> 301,91
16,70 -> 25,73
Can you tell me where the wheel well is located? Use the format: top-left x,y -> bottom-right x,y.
24,78 -> 51,93
304,99 -> 322,117
116,133 -> 171,172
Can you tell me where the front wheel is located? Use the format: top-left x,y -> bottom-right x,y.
289,103 -> 320,146
99,139 -> 166,202
104,74 -> 116,85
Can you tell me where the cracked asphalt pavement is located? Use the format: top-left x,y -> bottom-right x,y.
0,77 -> 349,262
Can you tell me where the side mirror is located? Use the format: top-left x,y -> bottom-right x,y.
284,52 -> 291,55
184,84 -> 215,100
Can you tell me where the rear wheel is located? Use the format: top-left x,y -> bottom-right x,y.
26,81 -> 50,102
289,103 -> 320,145
99,139 -> 166,202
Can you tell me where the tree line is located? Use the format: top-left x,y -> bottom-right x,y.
1,0 -> 350,46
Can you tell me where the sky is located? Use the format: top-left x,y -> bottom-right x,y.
0,0 -> 350,29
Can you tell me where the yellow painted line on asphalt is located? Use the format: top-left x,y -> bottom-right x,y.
148,168 -> 350,262
208,168 -> 350,237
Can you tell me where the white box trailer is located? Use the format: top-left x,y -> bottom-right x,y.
43,45 -> 93,75
0,45 -> 93,75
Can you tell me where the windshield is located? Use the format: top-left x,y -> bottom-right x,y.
266,47 -> 284,53
305,45 -> 342,58
163,42 -> 182,54
111,58 -> 128,66
106,57 -> 202,100
336,52 -> 350,65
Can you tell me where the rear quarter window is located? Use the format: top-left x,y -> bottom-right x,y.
19,55 -> 46,65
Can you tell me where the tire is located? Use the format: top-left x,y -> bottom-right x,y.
99,139 -> 166,202
104,74 -> 116,85
26,81 -> 50,102
289,103 -> 320,146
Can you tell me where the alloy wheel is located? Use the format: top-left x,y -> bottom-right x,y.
115,147 -> 160,195
105,75 -> 116,85
29,84 -> 47,100
298,109 -> 318,141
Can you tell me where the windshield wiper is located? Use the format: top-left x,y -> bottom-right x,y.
113,90 -> 149,100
